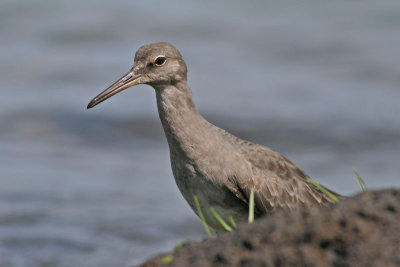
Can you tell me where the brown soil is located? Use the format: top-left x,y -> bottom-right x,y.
141,189 -> 400,267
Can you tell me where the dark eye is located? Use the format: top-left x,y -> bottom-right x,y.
155,56 -> 166,66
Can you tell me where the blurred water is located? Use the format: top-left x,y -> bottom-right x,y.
1,0 -> 400,266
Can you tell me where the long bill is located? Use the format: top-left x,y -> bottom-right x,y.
87,71 -> 142,109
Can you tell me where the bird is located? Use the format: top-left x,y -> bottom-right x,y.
87,42 -> 343,231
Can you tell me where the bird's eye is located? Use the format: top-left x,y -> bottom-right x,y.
155,56 -> 166,66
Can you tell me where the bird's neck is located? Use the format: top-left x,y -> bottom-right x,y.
155,81 -> 209,158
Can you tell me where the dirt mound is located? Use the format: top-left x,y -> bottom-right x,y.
141,189 -> 400,267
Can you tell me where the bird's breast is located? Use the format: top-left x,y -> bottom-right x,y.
170,156 -> 249,231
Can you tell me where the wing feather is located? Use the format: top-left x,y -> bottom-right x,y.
226,140 -> 343,214
213,126 -> 343,214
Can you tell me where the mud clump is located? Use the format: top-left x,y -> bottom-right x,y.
141,189 -> 400,267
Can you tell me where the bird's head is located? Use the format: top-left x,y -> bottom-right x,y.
87,42 -> 187,109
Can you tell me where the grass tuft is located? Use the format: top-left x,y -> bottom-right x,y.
193,195 -> 212,237
192,172 -> 368,236
186,168 -> 371,250
353,168 -> 367,192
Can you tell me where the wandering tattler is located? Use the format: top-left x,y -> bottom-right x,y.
87,42 -> 342,231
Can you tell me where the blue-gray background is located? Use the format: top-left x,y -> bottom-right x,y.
1,1 -> 399,266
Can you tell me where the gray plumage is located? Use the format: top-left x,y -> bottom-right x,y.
88,42 -> 343,231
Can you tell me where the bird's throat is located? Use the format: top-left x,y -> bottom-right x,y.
155,81 -> 208,157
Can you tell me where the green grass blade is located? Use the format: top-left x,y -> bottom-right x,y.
353,168 -> 367,192
229,216 -> 237,228
173,241 -> 183,251
210,207 -> 233,232
307,178 -> 339,203
161,255 -> 174,264
248,189 -> 255,223
193,195 -> 212,237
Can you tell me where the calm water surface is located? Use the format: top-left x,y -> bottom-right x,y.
1,1 -> 400,266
